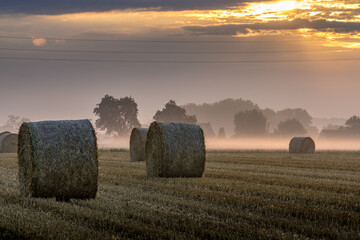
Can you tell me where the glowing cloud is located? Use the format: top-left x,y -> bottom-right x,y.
32,37 -> 47,46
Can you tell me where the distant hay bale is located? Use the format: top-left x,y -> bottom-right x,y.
18,120 -> 98,200
0,132 -> 18,153
145,122 -> 206,178
130,128 -> 148,161
289,137 -> 315,154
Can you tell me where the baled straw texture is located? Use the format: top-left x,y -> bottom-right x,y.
18,120 -> 98,199
0,132 -> 18,153
289,137 -> 315,154
146,122 -> 206,178
130,128 -> 148,162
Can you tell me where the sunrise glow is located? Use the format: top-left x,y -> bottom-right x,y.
29,0 -> 360,48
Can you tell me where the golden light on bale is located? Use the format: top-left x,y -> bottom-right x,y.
0,132 -> 18,153
130,128 -> 148,162
289,137 -> 315,154
18,120 -> 98,201
145,122 -> 206,178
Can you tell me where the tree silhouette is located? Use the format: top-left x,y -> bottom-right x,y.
153,100 -> 197,124
234,109 -> 267,136
275,119 -> 307,137
93,95 -> 141,136
2,115 -> 30,132
345,115 -> 360,131
183,98 -> 259,135
262,108 -> 316,134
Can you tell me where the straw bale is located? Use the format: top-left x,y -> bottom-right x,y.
130,128 -> 148,162
18,120 -> 98,199
289,137 -> 315,154
146,122 -> 205,178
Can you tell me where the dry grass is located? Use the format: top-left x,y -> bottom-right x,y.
0,151 -> 360,239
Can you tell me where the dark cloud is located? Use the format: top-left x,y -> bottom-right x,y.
184,19 -> 360,35
308,6 -> 360,21
0,0 -> 271,15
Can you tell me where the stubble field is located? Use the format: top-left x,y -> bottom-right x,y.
0,151 -> 359,239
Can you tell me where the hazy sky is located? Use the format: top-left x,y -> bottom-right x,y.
0,0 -> 359,125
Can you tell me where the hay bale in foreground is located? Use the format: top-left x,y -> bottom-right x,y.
146,122 -> 205,178
130,128 -> 148,162
0,132 -> 18,153
18,120 -> 98,199
289,137 -> 315,154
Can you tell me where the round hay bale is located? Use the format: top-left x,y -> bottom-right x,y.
0,132 -> 18,153
130,128 -> 148,162
289,137 -> 315,154
18,120 -> 98,199
145,122 -> 206,178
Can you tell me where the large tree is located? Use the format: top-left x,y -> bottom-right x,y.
275,119 -> 307,137
93,95 -> 141,136
234,109 -> 267,136
153,100 -> 197,124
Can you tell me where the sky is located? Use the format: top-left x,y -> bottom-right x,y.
0,0 -> 360,126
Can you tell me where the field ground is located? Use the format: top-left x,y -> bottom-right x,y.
0,151 -> 359,239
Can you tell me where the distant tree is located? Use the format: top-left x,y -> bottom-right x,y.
263,108 -> 316,134
275,119 -> 307,137
234,109 -> 267,136
345,115 -> 360,131
153,100 -> 197,124
2,115 -> 30,132
276,108 -> 312,127
218,127 -> 226,138
182,98 -> 259,136
262,108 -> 276,121
93,95 -> 141,136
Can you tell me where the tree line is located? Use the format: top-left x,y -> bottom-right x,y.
91,94 -> 360,138
1,96 -> 357,139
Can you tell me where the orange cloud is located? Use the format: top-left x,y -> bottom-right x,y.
32,37 -> 47,46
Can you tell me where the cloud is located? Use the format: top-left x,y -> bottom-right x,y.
32,37 -> 47,46
184,19 -> 360,35
0,0 -> 270,15
308,6 -> 360,21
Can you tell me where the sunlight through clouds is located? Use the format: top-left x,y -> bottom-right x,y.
1,0 -> 360,48
181,0 -> 360,48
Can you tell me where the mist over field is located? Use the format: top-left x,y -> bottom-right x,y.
2,96 -> 360,151
96,134 -> 360,151
206,138 -> 360,151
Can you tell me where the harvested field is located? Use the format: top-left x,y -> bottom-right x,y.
0,151 -> 360,239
